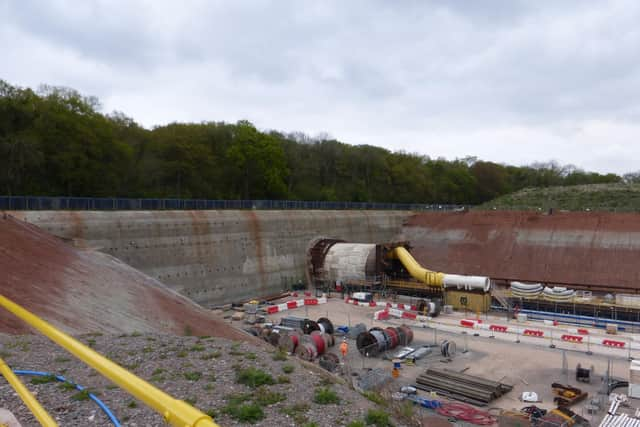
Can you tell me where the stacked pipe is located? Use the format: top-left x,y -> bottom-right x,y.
542,286 -> 575,301
356,325 -> 413,357
510,282 -> 543,298
415,368 -> 512,406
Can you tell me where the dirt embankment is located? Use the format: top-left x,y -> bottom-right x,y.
0,213 -> 246,340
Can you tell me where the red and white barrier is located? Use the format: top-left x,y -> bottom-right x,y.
266,296 -> 327,314
344,298 -> 419,311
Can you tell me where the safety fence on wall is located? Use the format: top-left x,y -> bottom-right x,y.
0,196 -> 468,211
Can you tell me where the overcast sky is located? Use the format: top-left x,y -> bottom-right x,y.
2,1 -> 640,174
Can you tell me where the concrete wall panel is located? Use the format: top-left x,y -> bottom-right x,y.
11,210 -> 409,305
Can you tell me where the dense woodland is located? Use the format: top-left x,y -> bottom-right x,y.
0,80 -> 627,204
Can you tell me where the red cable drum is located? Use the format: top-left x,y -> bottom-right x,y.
310,331 -> 326,355
295,342 -> 317,361
385,327 -> 399,348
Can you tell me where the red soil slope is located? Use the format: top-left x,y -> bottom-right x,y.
0,214 -> 247,339
404,210 -> 640,292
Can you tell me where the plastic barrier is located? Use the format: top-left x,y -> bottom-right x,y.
460,319 -> 476,328
602,339 -> 626,348
523,329 -> 544,337
577,328 -> 589,335
266,297 -> 326,314
489,325 -> 508,333
561,335 -> 584,343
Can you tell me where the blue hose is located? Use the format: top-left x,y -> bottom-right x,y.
13,369 -> 121,427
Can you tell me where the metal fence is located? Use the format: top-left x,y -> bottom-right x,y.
0,196 -> 468,211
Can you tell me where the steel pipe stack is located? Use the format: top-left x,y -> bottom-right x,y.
356,324 -> 414,357
415,368 -> 512,406
280,316 -> 306,330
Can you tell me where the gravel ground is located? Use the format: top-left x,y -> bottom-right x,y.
0,333 -> 388,427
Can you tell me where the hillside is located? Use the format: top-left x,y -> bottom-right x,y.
480,183 -> 640,211
0,213 -> 248,339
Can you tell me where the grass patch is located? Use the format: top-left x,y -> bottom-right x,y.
127,400 -> 138,408
277,375 -> 291,384
314,387 -> 339,405
58,382 -> 76,391
365,409 -> 392,426
185,397 -> 197,406
272,349 -> 287,361
282,364 -> 294,374
30,375 -> 58,385
190,344 -> 205,352
223,393 -> 264,423
204,383 -> 215,391
184,371 -> 202,381
223,403 -> 264,423
54,356 -> 71,363
71,389 -> 92,401
183,325 -> 194,336
281,403 -> 309,425
142,346 -> 153,353
245,352 -> 257,360
130,331 -> 142,337
152,368 -> 165,376
318,376 -> 335,386
302,423 -> 319,427
106,384 -> 118,390
362,391 -> 386,406
177,350 -> 188,358
200,350 -> 221,360
255,389 -> 285,406
206,408 -> 217,418
236,367 -> 274,388
347,421 -> 366,427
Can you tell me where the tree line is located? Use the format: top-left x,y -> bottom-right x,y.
0,80 -> 625,204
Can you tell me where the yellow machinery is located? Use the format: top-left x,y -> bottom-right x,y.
0,294 -> 218,427
389,247 -> 490,291
0,357 -> 59,426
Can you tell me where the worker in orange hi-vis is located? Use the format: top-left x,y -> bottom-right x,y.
340,338 -> 348,360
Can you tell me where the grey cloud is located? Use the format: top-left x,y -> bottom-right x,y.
2,0 -> 640,173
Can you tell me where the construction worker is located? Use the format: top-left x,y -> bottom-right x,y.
340,337 -> 348,360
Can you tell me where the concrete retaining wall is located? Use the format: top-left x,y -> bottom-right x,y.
11,210 -> 409,305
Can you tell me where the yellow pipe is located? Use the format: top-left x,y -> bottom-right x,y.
0,294 -> 218,427
0,357 -> 59,427
390,247 -> 445,287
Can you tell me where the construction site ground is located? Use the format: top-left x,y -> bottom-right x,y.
256,295 -> 640,426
